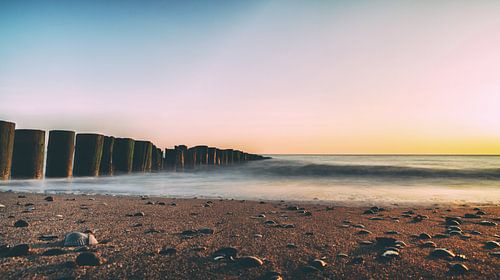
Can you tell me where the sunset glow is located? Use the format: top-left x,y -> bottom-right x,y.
1,1 -> 500,154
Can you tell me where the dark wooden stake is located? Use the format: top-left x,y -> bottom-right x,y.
73,133 -> 104,177
0,120 -> 15,180
11,129 -> 45,179
46,130 -> 75,178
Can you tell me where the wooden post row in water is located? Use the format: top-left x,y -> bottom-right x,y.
0,120 -> 15,180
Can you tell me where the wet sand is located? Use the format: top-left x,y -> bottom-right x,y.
0,192 -> 499,279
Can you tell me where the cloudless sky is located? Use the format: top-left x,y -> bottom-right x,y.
1,0 -> 500,154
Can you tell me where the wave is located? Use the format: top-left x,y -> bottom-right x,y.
242,160 -> 500,180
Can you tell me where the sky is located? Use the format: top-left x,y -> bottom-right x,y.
1,0 -> 500,154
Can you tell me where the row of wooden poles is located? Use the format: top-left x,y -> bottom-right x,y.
0,120 -> 267,180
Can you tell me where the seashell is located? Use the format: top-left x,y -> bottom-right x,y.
64,232 -> 98,247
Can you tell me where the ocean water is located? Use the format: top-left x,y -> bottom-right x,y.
1,155 -> 500,206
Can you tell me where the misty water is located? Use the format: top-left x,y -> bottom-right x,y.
1,155 -> 500,206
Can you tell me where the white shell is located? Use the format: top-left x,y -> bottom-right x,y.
63,232 -> 98,247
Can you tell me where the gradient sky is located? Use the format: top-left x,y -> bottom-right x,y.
1,0 -> 500,154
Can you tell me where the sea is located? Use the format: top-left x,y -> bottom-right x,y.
1,155 -> 500,206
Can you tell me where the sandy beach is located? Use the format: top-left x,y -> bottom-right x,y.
0,192 -> 499,279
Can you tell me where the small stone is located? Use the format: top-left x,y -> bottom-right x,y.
380,250 -> 399,260
0,203 -> 5,208
360,240 -> 373,245
422,241 -> 437,248
357,229 -> 372,235
430,248 -> 455,259
447,226 -> 462,232
287,206 -> 299,211
476,210 -> 486,215
264,220 -> 277,225
42,248 -> 67,256
470,230 -> 481,235
464,213 -> 480,218
133,212 -> 145,217
385,230 -> 400,235
76,252 -> 101,266
449,263 -> 468,274
237,256 -> 263,268
337,253 -> 349,258
485,241 -> 500,249
14,219 -> 29,227
489,252 -> 500,257
453,254 -> 468,261
198,228 -> 214,235
213,247 -> 238,259
146,201 -> 154,205
254,234 -> 263,238
158,202 -> 166,205
159,247 -> 177,255
448,231 -> 463,236
258,214 -> 266,218
39,234 -> 58,241
478,221 -> 497,226
352,224 -> 365,228
310,259 -> 327,270
7,244 -> 30,257
369,217 -> 384,221
433,233 -> 450,239
286,243 -> 297,249
419,233 -> 432,239
445,217 -> 462,225
44,196 -> 54,202
364,209 -> 376,214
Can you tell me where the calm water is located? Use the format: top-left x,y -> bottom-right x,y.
1,155 -> 500,206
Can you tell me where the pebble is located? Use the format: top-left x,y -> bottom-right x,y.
213,247 -> 238,259
380,250 -> 399,260
445,217 -> 462,225
357,229 -> 372,235
337,253 -> 349,258
133,212 -> 145,217
44,196 -> 54,202
419,233 -> 432,240
385,230 -> 400,235
433,234 -> 450,239
198,228 -> 214,235
350,257 -> 364,264
449,263 -> 468,274
310,259 -> 327,270
264,220 -> 277,225
464,213 -> 480,218
0,203 -> 5,208
369,217 -> 384,221
352,224 -> 365,228
470,230 -> 481,235
159,247 -> 177,255
490,252 -> 500,257
478,220 -> 497,226
301,265 -> 320,273
7,244 -> 30,257
42,248 -> 67,256
484,241 -> 500,249
360,240 -> 374,245
430,248 -> 455,259
39,234 -> 58,241
253,234 -> 263,238
76,252 -> 101,266
14,219 -> 29,227
237,256 -> 263,268
286,243 -> 297,249
421,241 -> 437,248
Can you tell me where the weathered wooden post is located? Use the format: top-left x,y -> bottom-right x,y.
164,148 -> 176,170
194,145 -> 208,165
0,120 -> 15,180
175,145 -> 187,169
112,138 -> 135,174
46,130 -> 75,178
207,147 -> 216,165
186,147 -> 196,168
233,150 -> 241,163
215,148 -> 222,165
145,142 -> 153,172
73,133 -> 104,177
11,129 -> 46,179
151,146 -> 162,171
99,136 -> 115,176
226,149 -> 234,164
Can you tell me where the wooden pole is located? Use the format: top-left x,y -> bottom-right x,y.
207,147 -> 216,165
73,133 -> 104,177
11,129 -> 45,179
46,130 -> 75,178
175,145 -> 187,169
132,140 -> 151,172
165,148 -> 176,170
0,120 -> 15,180
186,147 -> 196,168
226,149 -> 234,164
112,138 -> 135,174
99,136 -> 115,176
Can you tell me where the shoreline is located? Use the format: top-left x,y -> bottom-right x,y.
1,192 -> 499,279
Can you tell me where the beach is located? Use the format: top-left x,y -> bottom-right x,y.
0,192 -> 499,279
